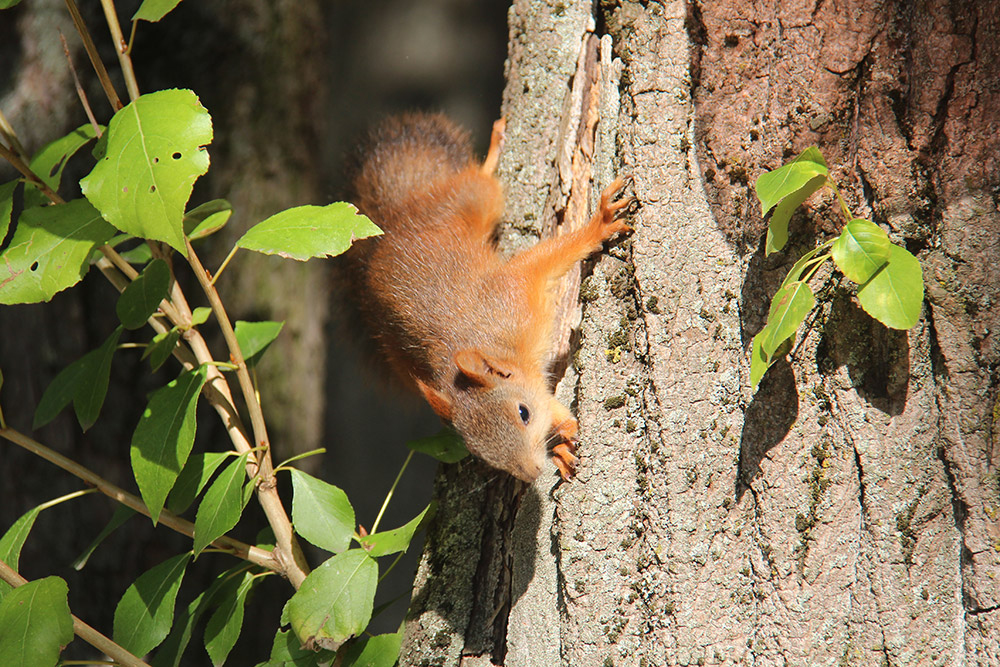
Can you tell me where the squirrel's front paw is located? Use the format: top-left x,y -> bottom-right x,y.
551,441 -> 579,481
593,176 -> 634,242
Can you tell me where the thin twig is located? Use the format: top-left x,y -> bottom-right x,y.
98,0 -> 140,102
0,109 -> 29,161
0,143 -> 65,203
0,559 -> 151,667
0,427 -> 278,572
60,32 -> 102,138
63,0 -> 123,111
185,239 -> 310,588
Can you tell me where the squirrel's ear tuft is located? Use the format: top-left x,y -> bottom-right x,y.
454,349 -> 512,388
416,378 -> 453,420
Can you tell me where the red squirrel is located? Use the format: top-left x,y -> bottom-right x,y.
348,113 -> 630,482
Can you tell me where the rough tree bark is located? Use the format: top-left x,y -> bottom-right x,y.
400,1 -> 999,666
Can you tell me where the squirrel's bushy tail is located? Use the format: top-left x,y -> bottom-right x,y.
350,112 -> 474,223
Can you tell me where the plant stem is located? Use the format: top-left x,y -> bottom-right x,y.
63,0 -> 123,111
275,448 -> 327,471
0,427 -> 278,573
0,143 -> 65,204
98,0 -> 140,102
0,559 -> 151,667
184,239 -> 309,588
827,179 -> 854,222
211,245 -> 240,286
371,450 -> 414,534
0,109 -> 29,160
61,32 -> 102,138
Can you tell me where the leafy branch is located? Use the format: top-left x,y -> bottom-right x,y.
0,0 -> 436,665
750,148 -> 925,387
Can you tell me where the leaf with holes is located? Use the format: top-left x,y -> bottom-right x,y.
0,577 -> 74,667
831,218 -> 891,284
23,124 -> 102,208
856,244 -> 924,329
236,203 -> 381,261
0,199 -> 116,304
113,552 -> 191,657
80,89 -> 212,254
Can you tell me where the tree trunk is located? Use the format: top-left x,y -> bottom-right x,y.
400,1 -> 1000,665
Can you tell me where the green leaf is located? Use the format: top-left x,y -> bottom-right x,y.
234,320 -> 284,369
360,503 -> 433,558
340,631 -> 404,667
33,326 -> 122,430
759,281 -> 815,358
856,244 -> 924,329
23,124 -> 101,208
132,0 -> 184,22
285,550 -> 377,648
0,577 -> 74,667
755,146 -> 829,216
80,89 -> 213,253
289,469 -> 355,554
0,180 -> 17,241
74,326 -> 123,431
113,552 -> 191,657
143,328 -> 182,372
764,174 -> 826,256
131,366 -> 208,524
151,565 -> 241,667
236,203 -> 381,261
193,452 -> 251,556
407,428 -> 469,463
118,242 -> 153,266
184,199 -> 232,240
117,258 -> 171,329
166,451 -> 230,515
831,218 -> 891,284
749,330 -> 770,389
0,0 -> 25,9
0,507 -> 40,599
0,199 -> 116,304
204,570 -> 255,665
190,306 -> 212,326
72,504 -> 136,571
257,629 -> 330,667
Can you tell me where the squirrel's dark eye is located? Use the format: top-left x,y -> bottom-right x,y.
518,404 -> 530,425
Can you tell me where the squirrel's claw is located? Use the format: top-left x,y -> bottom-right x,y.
551,441 -> 579,481
594,176 -> 635,241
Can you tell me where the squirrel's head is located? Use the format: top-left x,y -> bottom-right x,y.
416,349 -> 553,482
